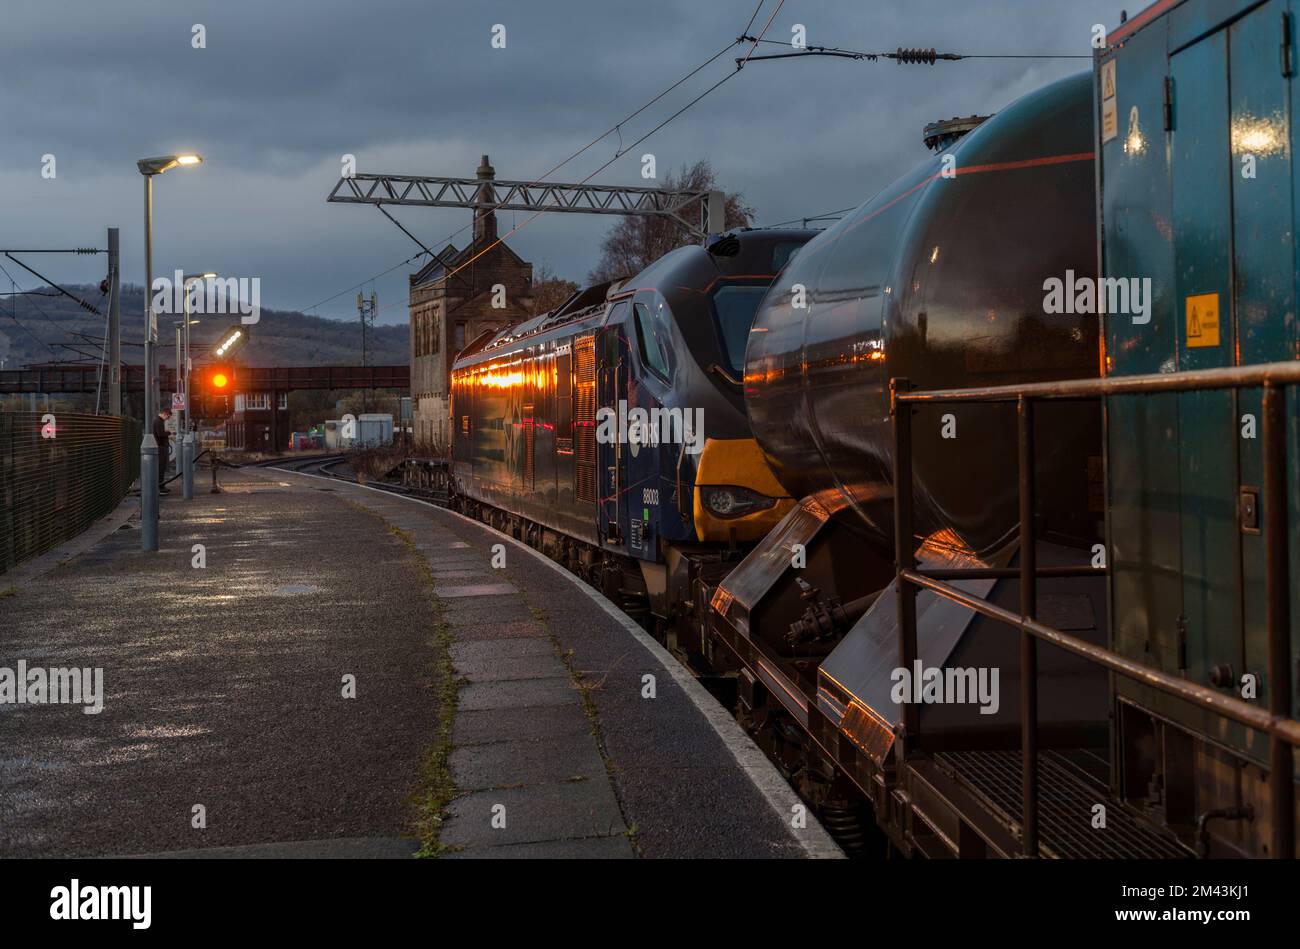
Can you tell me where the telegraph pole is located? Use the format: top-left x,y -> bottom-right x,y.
357,290 -> 376,412
107,227 -> 121,415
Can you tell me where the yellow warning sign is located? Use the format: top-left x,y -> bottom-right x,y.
1100,60 -> 1118,143
1186,293 -> 1221,348
1101,60 -> 1117,100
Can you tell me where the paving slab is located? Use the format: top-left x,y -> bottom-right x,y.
452,703 -> 593,747
436,583 -> 517,598
457,677 -> 578,712
442,780 -> 625,849
449,620 -> 548,643
450,637 -> 556,664
449,733 -> 606,791
452,651 -> 569,683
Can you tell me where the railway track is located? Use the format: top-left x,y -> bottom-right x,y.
261,453 -> 446,502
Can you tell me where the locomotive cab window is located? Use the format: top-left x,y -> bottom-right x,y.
710,284 -> 769,376
633,302 -> 670,381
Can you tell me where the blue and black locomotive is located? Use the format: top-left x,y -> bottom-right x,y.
449,229 -> 813,630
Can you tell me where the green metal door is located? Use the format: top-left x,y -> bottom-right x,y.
1232,0 -> 1296,718
1171,29 -> 1240,695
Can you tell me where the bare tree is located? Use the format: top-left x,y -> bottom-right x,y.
528,262 -> 581,316
588,159 -> 755,283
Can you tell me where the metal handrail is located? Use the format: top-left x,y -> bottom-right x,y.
890,367 -> 1297,859
895,359 -> 1300,403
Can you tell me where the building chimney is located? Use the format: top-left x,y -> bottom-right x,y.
474,154 -> 497,243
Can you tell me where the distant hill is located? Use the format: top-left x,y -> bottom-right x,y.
0,283 -> 408,370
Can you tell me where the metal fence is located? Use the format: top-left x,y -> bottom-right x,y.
0,412 -> 140,574
891,360 -> 1300,859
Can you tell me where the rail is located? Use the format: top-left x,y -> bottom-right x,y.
1,412 -> 141,573
890,361 -> 1300,859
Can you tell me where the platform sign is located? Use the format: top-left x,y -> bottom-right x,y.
172,392 -> 186,412
1185,292 -> 1221,348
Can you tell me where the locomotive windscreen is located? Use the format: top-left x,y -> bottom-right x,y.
711,284 -> 768,374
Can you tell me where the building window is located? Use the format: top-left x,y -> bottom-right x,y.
454,321 -> 466,354
246,393 -> 270,410
234,394 -> 245,412
278,392 -> 288,409
431,314 -> 440,354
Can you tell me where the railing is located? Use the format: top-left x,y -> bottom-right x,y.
0,412 -> 141,574
890,362 -> 1300,859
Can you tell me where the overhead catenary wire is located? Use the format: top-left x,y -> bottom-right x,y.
735,35 -> 1092,64
2,253 -> 103,316
368,0 -> 787,317
0,256 -> 111,366
0,260 -> 66,356
3,271 -> 59,359
303,0 -> 777,318
763,204 -> 858,229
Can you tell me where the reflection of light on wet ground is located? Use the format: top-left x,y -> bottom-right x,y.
273,584 -> 318,596
127,724 -> 208,739
90,742 -> 158,765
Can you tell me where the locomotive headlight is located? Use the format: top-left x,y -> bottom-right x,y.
701,485 -> 775,519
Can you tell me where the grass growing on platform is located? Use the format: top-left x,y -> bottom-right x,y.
356,509 -> 459,857
527,603 -> 643,856
396,527 -> 460,857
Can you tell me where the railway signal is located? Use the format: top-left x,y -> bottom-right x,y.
195,363 -> 236,416
213,325 -> 248,358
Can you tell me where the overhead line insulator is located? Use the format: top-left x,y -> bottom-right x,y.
895,47 -> 939,65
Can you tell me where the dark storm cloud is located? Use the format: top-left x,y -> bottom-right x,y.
0,0 -> 1122,326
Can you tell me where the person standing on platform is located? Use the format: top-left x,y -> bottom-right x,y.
153,407 -> 173,494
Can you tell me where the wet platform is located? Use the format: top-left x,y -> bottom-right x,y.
0,465 -> 840,859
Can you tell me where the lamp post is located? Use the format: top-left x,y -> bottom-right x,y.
181,273 -> 215,500
136,153 -> 202,551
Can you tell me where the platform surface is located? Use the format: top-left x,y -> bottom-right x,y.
0,465 -> 839,859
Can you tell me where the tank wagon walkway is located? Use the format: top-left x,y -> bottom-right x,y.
0,466 -> 838,859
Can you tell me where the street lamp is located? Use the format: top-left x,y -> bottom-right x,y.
180,272 -> 215,499
137,153 -> 202,552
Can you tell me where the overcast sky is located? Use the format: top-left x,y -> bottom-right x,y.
0,0 -> 1124,326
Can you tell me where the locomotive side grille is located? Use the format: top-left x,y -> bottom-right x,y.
574,335 -> 597,502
